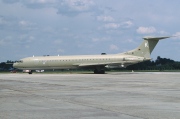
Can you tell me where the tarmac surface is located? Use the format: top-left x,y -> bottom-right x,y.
0,72 -> 180,119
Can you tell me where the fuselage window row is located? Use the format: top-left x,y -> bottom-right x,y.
36,58 -> 113,62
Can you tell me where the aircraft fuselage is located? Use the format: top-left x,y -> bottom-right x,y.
13,54 -> 145,70
13,36 -> 171,74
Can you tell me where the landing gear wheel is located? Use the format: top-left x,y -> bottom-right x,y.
28,71 -> 33,74
100,70 -> 105,74
94,69 -> 105,74
94,69 -> 98,74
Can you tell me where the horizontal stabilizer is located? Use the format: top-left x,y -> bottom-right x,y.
143,36 -> 172,40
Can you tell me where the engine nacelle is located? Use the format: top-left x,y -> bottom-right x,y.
121,64 -> 125,67
35,70 -> 45,73
23,70 -> 31,73
105,64 -> 125,69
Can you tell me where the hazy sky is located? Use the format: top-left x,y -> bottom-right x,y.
0,0 -> 180,62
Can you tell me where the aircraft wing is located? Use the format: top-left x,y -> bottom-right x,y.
74,60 -> 144,68
73,62 -> 122,67
78,63 -> 107,67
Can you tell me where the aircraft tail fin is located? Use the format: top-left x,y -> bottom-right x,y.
123,36 -> 171,58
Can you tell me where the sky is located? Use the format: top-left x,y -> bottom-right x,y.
0,0 -> 180,62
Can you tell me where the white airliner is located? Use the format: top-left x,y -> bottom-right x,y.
13,36 -> 171,74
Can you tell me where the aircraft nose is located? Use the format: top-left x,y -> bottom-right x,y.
13,63 -> 18,68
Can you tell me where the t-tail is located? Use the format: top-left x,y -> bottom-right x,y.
124,36 -> 171,59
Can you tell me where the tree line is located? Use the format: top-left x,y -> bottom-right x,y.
0,60 -> 15,71
126,56 -> 180,70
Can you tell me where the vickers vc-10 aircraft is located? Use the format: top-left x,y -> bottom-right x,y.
13,36 -> 171,74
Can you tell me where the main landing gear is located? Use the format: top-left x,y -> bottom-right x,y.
94,69 -> 105,74
28,70 -> 33,74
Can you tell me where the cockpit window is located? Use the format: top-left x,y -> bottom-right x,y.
15,60 -> 23,63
